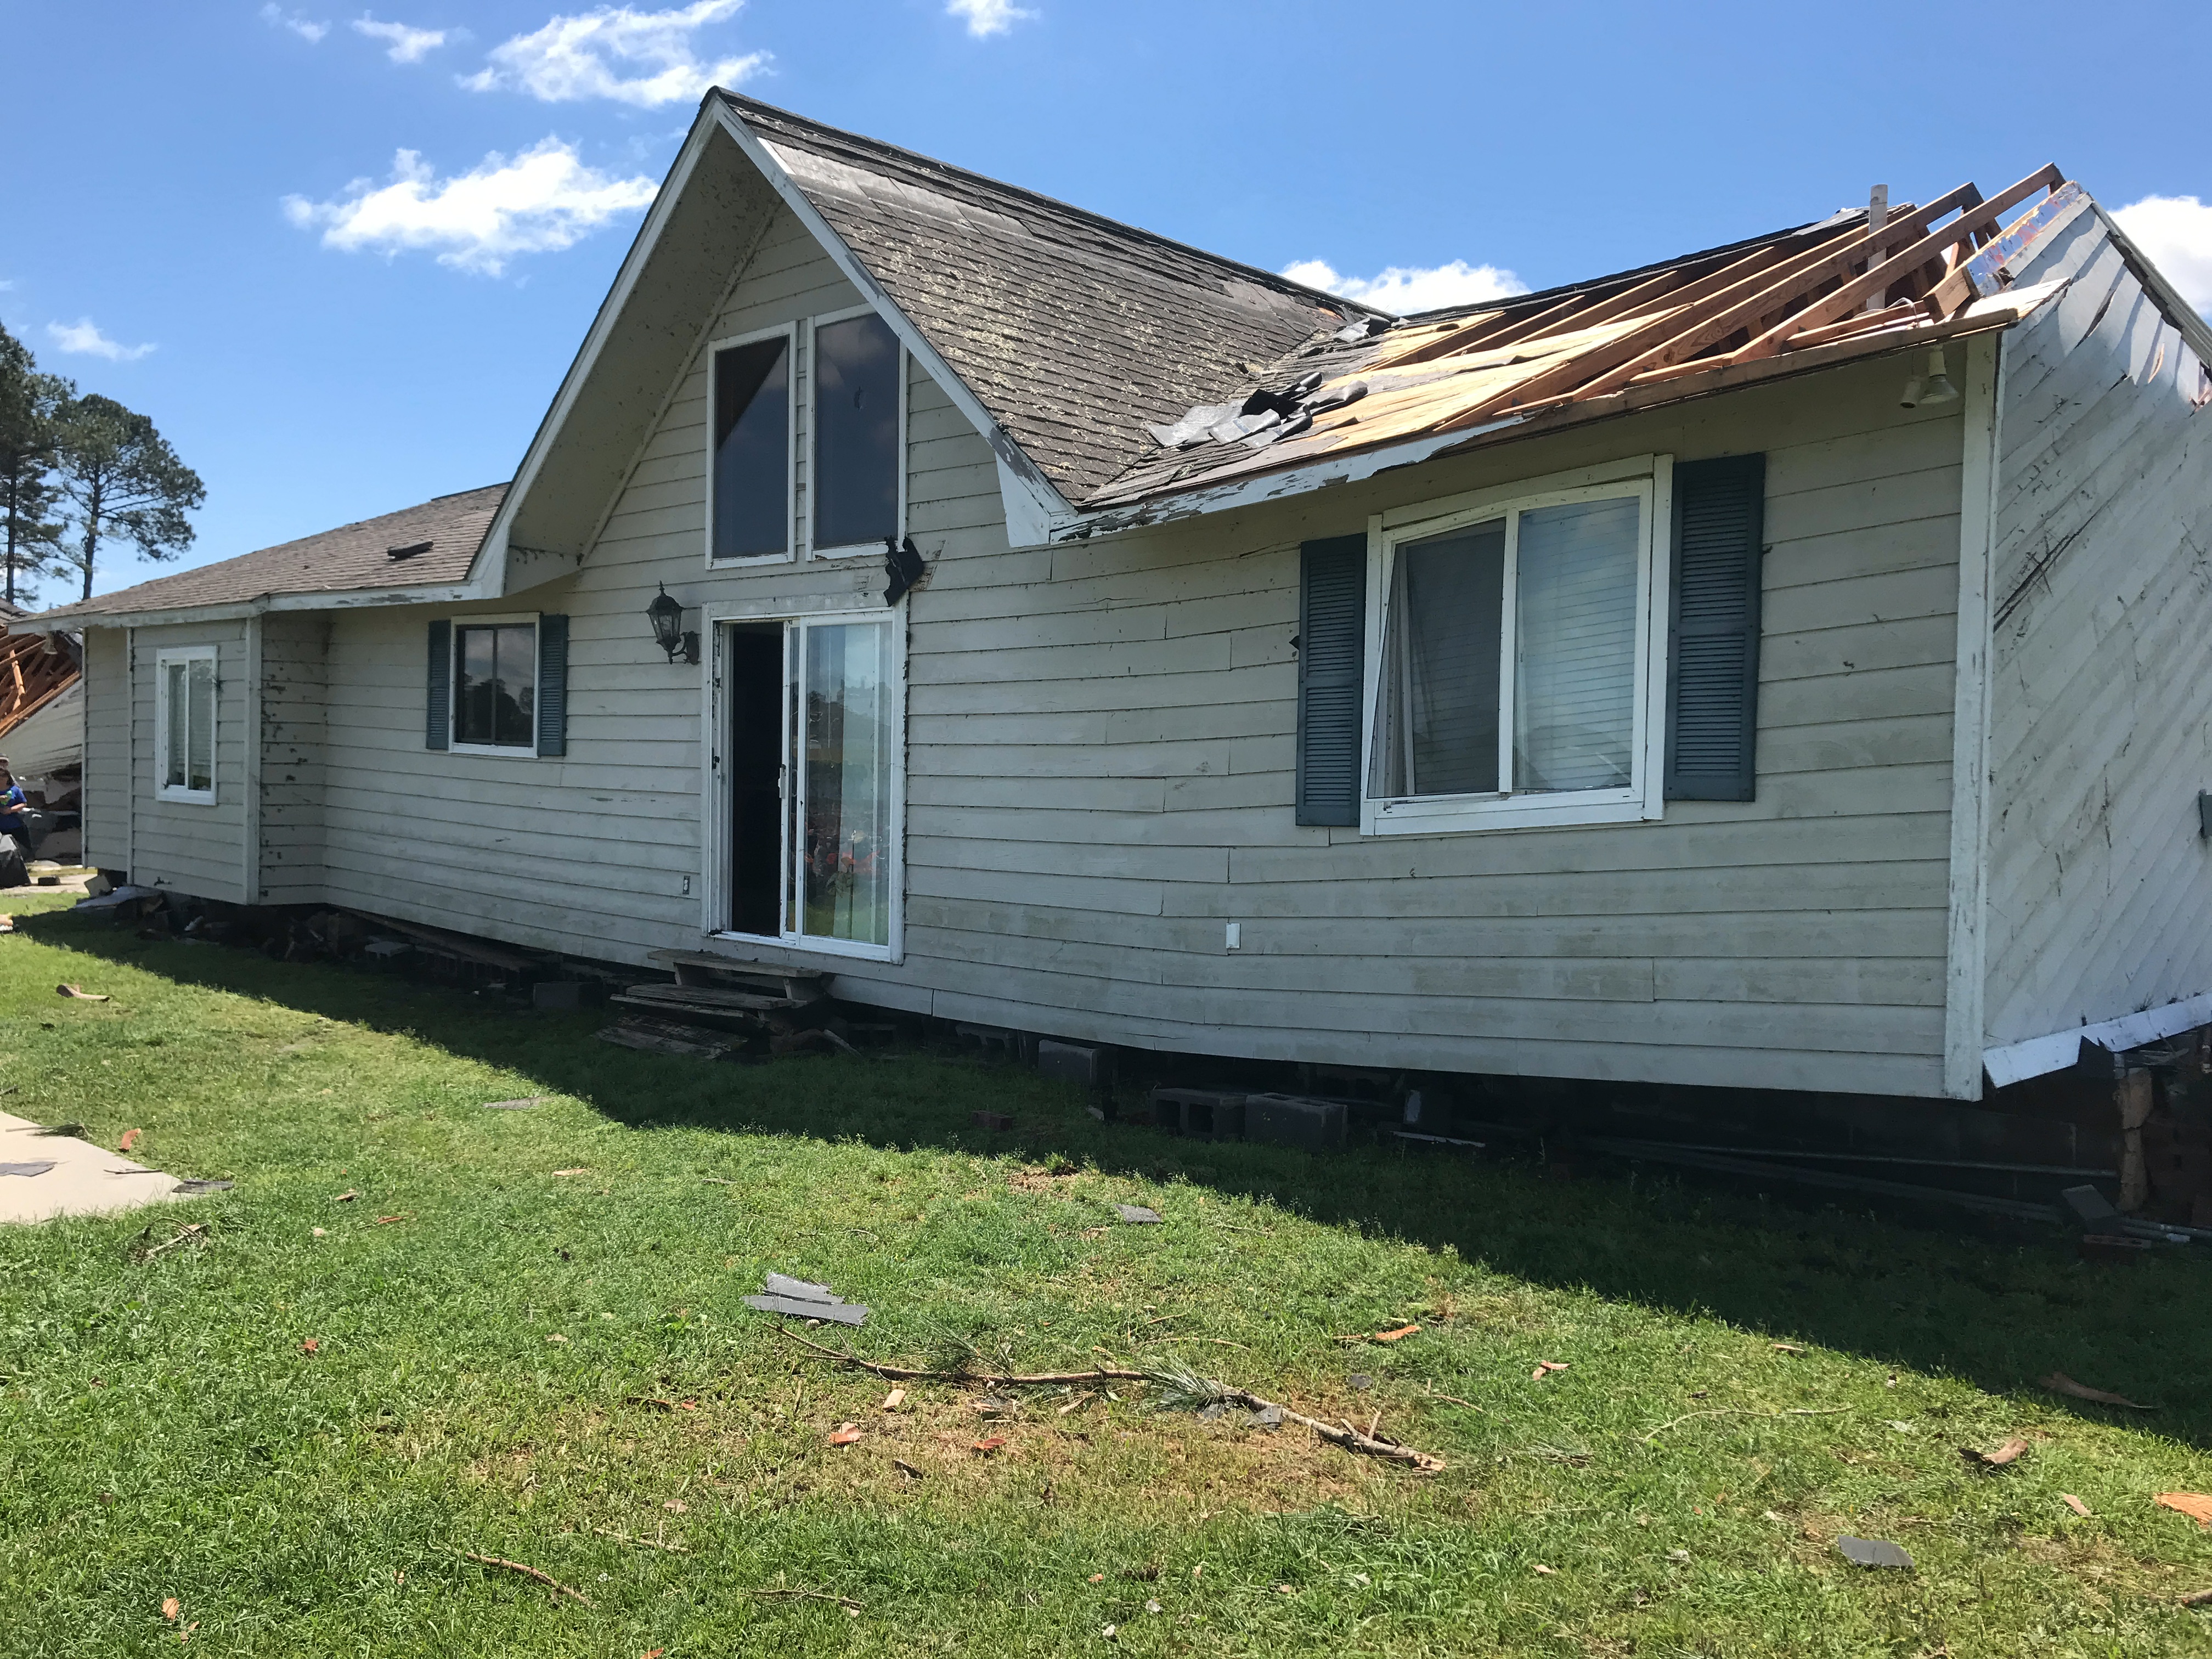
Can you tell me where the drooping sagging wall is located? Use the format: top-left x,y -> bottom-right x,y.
1982,206 -> 2212,1050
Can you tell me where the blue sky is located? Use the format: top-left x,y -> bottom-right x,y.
4,0 -> 2210,601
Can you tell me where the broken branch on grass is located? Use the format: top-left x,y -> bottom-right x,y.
779,1329 -> 1447,1471
588,1526 -> 690,1553
451,1549 -> 592,1605
749,1586 -> 863,1612
1639,1406 -> 1848,1442
128,1222 -> 207,1262
776,1326 -> 1144,1385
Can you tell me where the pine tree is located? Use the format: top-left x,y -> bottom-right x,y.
50,392 -> 205,602
0,325 -> 70,608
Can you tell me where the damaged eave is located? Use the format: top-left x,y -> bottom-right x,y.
1047,292 -> 2061,546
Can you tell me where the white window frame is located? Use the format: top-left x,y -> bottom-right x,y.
154,645 -> 218,805
448,612 -> 543,760
803,303 -> 909,561
703,319 -> 800,568
1359,455 -> 1674,836
698,598 -> 906,964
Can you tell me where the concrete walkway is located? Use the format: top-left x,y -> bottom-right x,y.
0,1112 -> 187,1224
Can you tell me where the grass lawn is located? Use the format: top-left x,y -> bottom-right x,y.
5,897 -> 2212,1656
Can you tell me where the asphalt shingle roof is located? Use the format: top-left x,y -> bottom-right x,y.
37,484 -> 506,623
727,95 -> 1367,503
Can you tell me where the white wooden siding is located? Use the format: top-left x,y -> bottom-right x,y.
123,620 -> 250,902
81,625 -> 128,872
259,612 -> 327,903
1982,210 -> 2212,1051
310,207 -> 877,954
251,203 -> 1967,1096
792,353 -> 1963,1096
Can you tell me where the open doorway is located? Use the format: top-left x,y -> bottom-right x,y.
724,623 -> 784,936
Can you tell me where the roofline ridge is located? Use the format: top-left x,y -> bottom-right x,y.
715,89 -> 1389,319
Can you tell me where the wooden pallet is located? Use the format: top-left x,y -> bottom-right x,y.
647,948 -> 828,1002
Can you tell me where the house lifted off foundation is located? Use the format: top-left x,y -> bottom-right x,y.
37,96 -> 2212,1213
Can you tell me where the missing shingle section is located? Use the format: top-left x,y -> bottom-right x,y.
386,540 -> 433,562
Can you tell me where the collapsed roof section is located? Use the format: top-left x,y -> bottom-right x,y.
1082,167 -> 2086,518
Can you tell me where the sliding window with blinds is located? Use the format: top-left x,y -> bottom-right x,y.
1362,474 -> 1664,834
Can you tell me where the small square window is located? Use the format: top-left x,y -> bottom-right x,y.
454,623 -> 537,749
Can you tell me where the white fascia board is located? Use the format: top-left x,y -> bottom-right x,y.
43,583 -> 479,633
1984,991 -> 2212,1090
1046,419 -> 1526,548
708,102 -> 1078,546
464,109 -> 728,599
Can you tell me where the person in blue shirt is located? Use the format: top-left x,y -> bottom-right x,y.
0,759 -> 26,844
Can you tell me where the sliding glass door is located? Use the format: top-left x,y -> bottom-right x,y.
719,614 -> 900,957
794,620 -> 894,949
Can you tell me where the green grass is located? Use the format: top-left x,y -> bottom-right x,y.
4,896 -> 2212,1656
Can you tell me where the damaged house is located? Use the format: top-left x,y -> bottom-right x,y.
34,97 -> 2212,1192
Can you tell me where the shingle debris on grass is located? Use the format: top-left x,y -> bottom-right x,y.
1114,1204 -> 1161,1225
1837,1536 -> 1914,1568
743,1271 -> 869,1327
481,1097 -> 545,1111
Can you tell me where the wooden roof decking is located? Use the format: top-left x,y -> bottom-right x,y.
0,629 -> 80,743
1084,168 -> 2081,512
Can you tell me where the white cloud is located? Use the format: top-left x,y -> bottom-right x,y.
46,319 -> 156,362
261,3 -> 330,42
947,0 -> 1032,38
1281,257 -> 1528,317
2113,194 -> 2212,314
353,14 -> 449,61
282,139 -> 658,276
464,0 -> 766,108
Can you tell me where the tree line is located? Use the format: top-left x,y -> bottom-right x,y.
0,322 -> 204,607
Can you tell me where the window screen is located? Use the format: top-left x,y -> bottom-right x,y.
712,336 -> 791,560
454,624 -> 537,748
811,314 -> 899,550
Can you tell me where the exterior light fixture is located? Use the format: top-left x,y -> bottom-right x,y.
1900,345 -> 1960,409
648,584 -> 698,664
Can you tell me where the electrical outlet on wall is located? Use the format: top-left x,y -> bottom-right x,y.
682,875 -> 693,896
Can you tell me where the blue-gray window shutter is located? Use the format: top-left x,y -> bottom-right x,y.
1665,455 -> 1765,801
536,614 -> 569,758
425,619 -> 450,751
1295,534 -> 1368,827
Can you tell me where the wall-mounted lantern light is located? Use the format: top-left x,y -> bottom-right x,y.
648,584 -> 698,664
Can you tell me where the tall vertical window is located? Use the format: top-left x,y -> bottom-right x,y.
718,614 -> 901,958
453,622 -> 537,749
711,331 -> 792,561
811,312 -> 901,551
156,647 -> 217,803
1367,480 -> 1657,831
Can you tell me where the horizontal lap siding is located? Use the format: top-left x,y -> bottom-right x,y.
301,205 -> 1961,1094
128,620 -> 249,902
259,613 -> 326,902
314,211 -> 874,958
857,353 -> 1965,1095
82,626 -> 128,870
1982,214 -> 2212,1049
